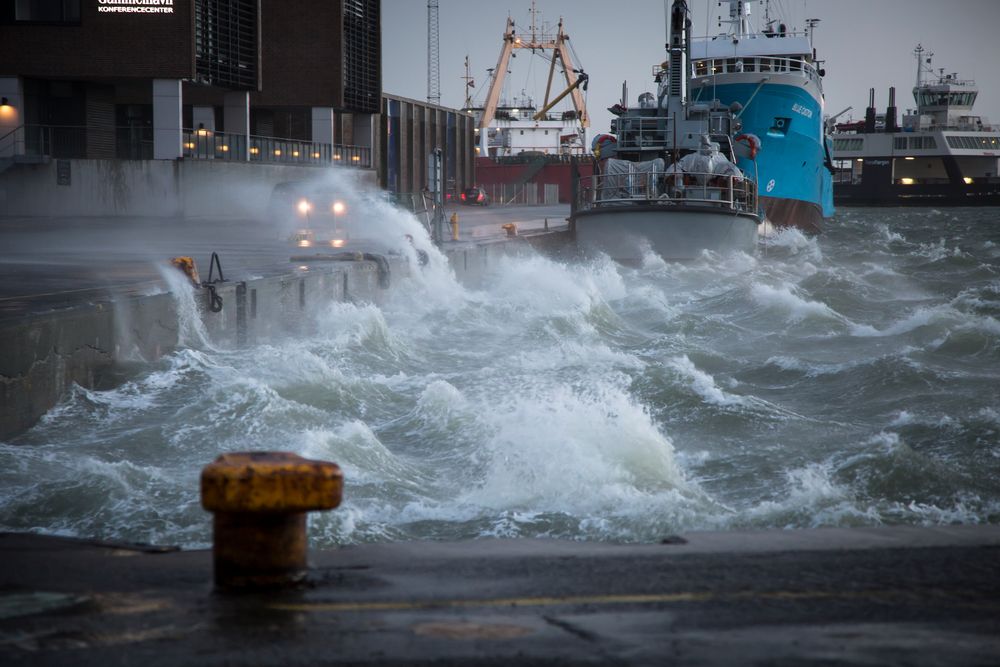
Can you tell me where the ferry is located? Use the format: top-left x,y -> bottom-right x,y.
689,0 -> 834,233
570,0 -> 761,263
830,45 -> 1000,207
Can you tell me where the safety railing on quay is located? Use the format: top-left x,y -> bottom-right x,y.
0,124 -> 370,168
576,171 -> 758,214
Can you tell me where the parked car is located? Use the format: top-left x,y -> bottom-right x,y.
460,186 -> 490,206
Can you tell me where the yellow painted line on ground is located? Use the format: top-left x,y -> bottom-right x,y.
267,589 -> 843,614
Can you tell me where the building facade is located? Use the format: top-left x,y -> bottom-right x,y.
0,0 -> 380,169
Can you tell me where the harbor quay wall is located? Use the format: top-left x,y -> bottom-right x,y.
0,232 -> 563,440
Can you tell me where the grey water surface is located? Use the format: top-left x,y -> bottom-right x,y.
2,207 -> 998,548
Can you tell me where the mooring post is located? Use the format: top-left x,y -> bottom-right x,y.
201,452 -> 343,589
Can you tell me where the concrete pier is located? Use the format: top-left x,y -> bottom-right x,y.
1,526 -> 998,665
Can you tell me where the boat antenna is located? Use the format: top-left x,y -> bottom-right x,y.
914,43 -> 933,88
462,55 -> 475,109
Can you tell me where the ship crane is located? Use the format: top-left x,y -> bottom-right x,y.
478,7 -> 589,156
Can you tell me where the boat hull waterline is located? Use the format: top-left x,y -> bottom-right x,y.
573,205 -> 759,263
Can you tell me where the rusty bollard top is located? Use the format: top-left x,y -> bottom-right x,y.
201,452 -> 343,514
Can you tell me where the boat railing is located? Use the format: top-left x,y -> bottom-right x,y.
692,55 -> 820,84
576,171 -> 758,214
615,115 -> 732,152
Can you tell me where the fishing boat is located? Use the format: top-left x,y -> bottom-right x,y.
460,3 -> 592,206
830,45 -> 1000,206
689,0 -> 834,233
570,0 -> 761,263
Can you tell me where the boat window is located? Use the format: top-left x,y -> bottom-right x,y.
725,58 -> 737,73
908,136 -> 937,149
946,135 -> 1000,149
834,138 -> 864,151
759,58 -> 771,72
742,59 -> 756,72
695,61 -> 708,76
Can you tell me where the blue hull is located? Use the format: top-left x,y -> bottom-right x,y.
693,80 -> 835,229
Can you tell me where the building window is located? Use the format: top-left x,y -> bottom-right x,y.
343,0 -> 381,114
11,0 -> 80,22
194,0 -> 258,90
893,136 -> 907,150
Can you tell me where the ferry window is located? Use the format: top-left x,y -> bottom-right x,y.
743,59 -> 756,72
695,61 -> 708,76
789,58 -> 801,72
726,58 -> 737,73
908,136 -> 936,149
947,136 -> 982,149
12,0 -> 79,22
834,138 -> 863,151
759,58 -> 772,72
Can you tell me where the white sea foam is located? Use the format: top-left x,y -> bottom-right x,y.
157,262 -> 216,350
669,355 -> 747,407
750,282 -> 843,323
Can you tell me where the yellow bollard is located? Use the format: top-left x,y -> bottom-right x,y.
201,451 -> 343,589
170,256 -> 201,287
450,212 -> 460,241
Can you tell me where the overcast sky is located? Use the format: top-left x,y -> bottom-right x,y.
382,0 -> 1000,135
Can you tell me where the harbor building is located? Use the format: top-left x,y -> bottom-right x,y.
0,0 -> 474,216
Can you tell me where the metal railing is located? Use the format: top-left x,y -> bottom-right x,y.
692,55 -> 821,85
576,170 -> 758,214
0,124 -> 371,167
614,115 -> 734,153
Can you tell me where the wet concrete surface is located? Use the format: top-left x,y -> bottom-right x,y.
1,525 -> 998,665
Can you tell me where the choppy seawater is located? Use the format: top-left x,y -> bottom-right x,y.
2,206 -> 999,548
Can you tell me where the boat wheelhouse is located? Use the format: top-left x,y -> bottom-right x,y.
570,0 -> 760,263
830,45 -> 1000,206
689,0 -> 834,233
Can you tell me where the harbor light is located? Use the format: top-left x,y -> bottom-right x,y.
904,156 -> 915,160
900,177 -> 915,185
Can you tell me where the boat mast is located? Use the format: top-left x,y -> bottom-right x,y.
722,0 -> 753,38
914,43 -> 933,89
666,0 -> 690,110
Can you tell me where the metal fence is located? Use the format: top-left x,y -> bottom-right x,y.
0,124 -> 370,167
486,182 -> 560,206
